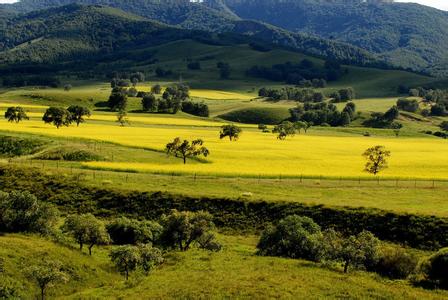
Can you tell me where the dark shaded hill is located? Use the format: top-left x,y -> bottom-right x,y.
214,0 -> 448,76
0,3 -> 380,68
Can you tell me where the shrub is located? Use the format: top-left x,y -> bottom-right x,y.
0,136 -> 43,157
107,217 -> 162,245
257,215 -> 324,262
37,148 -> 103,162
397,98 -> 419,112
424,248 -> 448,289
0,190 -> 58,234
374,246 -> 418,279
159,210 -> 217,251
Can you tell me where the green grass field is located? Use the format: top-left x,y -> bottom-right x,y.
2,234 -> 447,299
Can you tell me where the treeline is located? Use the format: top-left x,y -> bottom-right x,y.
1,165 -> 447,251
247,59 -> 346,85
289,102 -> 356,127
408,87 -> 448,117
259,86 -> 355,103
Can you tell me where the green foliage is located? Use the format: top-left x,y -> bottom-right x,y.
36,148 -> 103,162
138,244 -> 164,275
4,106 -> 29,123
141,93 -> 158,112
440,121 -> 448,132
219,107 -> 290,125
290,102 -> 355,127
181,101 -> 209,117
363,145 -> 391,175
257,215 -> 323,262
24,258 -> 69,300
116,109 -> 130,127
62,214 -> 110,255
42,107 -> 72,129
0,190 -> 58,234
397,98 -> 419,112
67,105 -> 91,126
219,124 -> 242,141
108,89 -> 127,112
0,135 -> 43,157
1,165 -> 448,250
165,138 -> 209,164
159,210 -> 217,251
106,217 -> 162,245
424,248 -> 448,289
109,245 -> 140,280
272,121 -> 296,140
374,246 -> 418,279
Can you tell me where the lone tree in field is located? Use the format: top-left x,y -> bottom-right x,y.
25,259 -> 68,300
151,84 -> 162,94
220,124 -> 242,141
67,105 -> 91,127
363,145 -> 391,175
139,244 -> 164,275
62,214 -> 110,255
108,89 -> 128,111
64,84 -> 72,92
273,121 -> 297,140
116,109 -> 130,127
42,107 -> 72,129
4,106 -> 29,123
110,245 -> 141,280
165,137 -> 209,164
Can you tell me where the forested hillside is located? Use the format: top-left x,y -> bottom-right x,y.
4,0 -> 447,75
0,0 -> 384,66
0,3 -> 380,69
215,0 -> 448,76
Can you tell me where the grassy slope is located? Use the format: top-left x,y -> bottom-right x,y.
2,234 -> 447,299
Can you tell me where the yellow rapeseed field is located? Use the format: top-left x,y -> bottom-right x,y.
189,89 -> 255,100
1,118 -> 447,179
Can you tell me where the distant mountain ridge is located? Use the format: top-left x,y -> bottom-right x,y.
0,2 -> 381,69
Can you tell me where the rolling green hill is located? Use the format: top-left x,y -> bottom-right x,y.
0,1 -> 381,68
213,0 -> 448,76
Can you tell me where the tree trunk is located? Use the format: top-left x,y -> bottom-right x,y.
125,268 -> 129,281
88,244 -> 94,256
344,261 -> 349,273
183,156 -> 186,164
79,242 -> 83,251
40,285 -> 46,300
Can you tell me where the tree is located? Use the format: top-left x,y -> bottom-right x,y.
159,210 -> 216,251
431,104 -> 447,116
219,124 -> 242,141
142,93 -> 158,112
338,231 -> 380,273
106,217 -> 162,245
42,107 -> 72,129
62,214 -> 110,255
294,121 -> 307,133
384,106 -> 399,122
258,124 -> 268,132
67,105 -> 91,127
165,138 -> 209,164
108,90 -> 127,111
390,121 -> 403,137
273,121 -> 296,140
139,244 -> 164,275
116,109 -> 130,127
64,84 -> 72,92
424,248 -> 448,289
25,259 -> 68,300
440,121 -> 448,132
130,72 -> 145,86
257,215 -> 323,262
397,98 -> 419,112
109,246 -> 140,280
4,107 -> 29,123
363,145 -> 391,175
151,84 -> 162,94
0,191 -> 58,234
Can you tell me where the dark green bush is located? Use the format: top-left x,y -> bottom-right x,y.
373,246 -> 418,279
106,217 -> 162,245
37,148 -> 103,161
0,190 -> 58,234
424,248 -> 448,289
0,136 -> 43,157
257,215 -> 323,261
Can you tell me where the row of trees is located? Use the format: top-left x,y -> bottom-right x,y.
258,87 -> 355,103
257,214 -> 447,286
5,106 -> 91,128
289,102 -> 357,127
